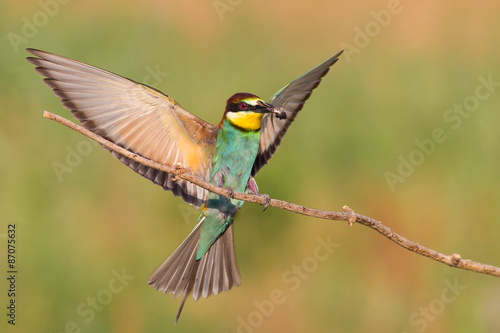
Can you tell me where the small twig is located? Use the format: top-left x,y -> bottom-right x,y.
342,205 -> 357,226
43,111 -> 500,278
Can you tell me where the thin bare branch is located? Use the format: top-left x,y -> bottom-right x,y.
43,111 -> 500,278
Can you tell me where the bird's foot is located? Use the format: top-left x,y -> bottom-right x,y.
225,187 -> 235,200
261,194 -> 271,211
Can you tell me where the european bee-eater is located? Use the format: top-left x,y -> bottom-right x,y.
27,48 -> 343,322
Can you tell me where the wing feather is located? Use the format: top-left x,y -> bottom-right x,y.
27,48 -> 219,207
252,51 -> 344,175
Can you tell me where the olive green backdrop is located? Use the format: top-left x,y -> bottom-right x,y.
1,0 -> 500,332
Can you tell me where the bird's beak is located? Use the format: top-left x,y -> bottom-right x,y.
255,100 -> 275,113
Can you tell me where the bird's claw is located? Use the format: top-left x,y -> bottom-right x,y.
262,194 -> 271,211
226,187 -> 235,200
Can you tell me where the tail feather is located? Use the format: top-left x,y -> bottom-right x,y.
175,260 -> 199,324
148,217 -> 241,323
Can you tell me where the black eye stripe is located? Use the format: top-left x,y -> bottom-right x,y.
228,101 -> 253,112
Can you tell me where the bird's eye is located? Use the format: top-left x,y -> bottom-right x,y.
240,102 -> 248,110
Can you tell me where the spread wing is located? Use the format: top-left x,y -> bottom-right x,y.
27,48 -> 218,208
252,50 -> 343,175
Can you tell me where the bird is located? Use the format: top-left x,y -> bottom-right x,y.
26,48 -> 343,322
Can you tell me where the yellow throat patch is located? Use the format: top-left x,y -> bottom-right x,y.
226,112 -> 265,131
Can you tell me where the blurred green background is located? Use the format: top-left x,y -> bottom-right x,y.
2,0 -> 500,332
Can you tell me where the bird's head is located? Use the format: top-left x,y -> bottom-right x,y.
220,93 -> 275,131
